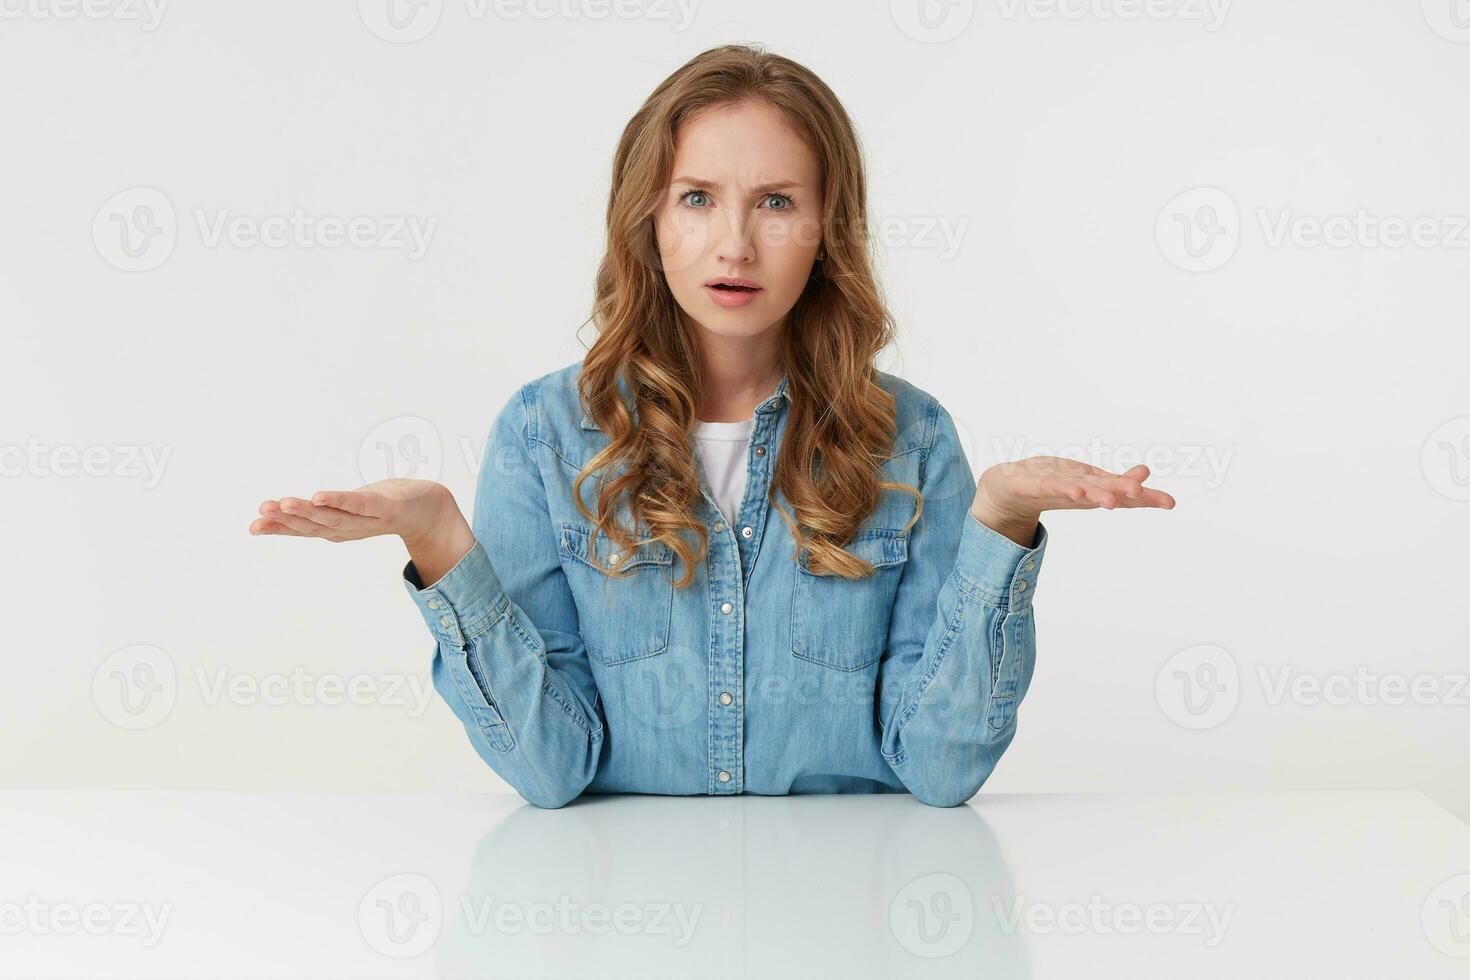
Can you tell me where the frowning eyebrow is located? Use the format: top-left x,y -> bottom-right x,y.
670,176 -> 803,194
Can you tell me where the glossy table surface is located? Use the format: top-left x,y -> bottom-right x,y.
3,789 -> 1468,978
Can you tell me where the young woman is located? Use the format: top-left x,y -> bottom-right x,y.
249,45 -> 1175,808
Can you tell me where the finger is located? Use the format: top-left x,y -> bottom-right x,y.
1081,472 -> 1145,499
1037,476 -> 1097,508
258,504 -> 329,537
278,496 -> 377,532
310,489 -> 379,518
1082,482 -> 1120,509
250,517 -> 309,536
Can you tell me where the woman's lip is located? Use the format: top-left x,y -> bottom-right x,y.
705,283 -> 762,307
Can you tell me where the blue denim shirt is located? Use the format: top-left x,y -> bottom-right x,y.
402,360 -> 1048,808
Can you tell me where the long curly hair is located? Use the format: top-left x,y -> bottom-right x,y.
573,43 -> 922,589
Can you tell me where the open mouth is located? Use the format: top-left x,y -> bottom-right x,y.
708,283 -> 759,292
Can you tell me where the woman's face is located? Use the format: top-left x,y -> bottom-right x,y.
653,99 -> 824,345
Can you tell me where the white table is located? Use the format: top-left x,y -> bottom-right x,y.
2,790 -> 1467,978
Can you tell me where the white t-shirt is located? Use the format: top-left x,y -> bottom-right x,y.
692,415 -> 755,524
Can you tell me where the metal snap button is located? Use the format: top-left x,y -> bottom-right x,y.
720,601 -> 733,615
740,526 -> 753,538
439,615 -> 452,627
717,770 -> 730,782
1024,561 -> 1035,572
714,521 -> 725,533
1016,580 -> 1028,592
754,445 -> 766,456
719,692 -> 733,705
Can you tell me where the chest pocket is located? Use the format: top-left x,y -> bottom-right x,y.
557,521 -> 674,666
791,528 -> 909,672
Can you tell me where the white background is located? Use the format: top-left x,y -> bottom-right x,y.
3,0 -> 1467,821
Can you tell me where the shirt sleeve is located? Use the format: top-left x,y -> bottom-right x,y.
876,401 -> 1049,806
400,383 -> 605,808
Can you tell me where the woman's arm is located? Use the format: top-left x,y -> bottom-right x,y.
250,385 -> 607,809
876,403 -> 1173,807
399,385 -> 606,809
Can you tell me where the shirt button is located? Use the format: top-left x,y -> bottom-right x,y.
1015,580 -> 1028,592
1024,561 -> 1035,572
754,445 -> 766,457
427,599 -> 438,609
720,601 -> 733,615
713,521 -> 725,533
719,692 -> 733,705
439,614 -> 452,627
606,552 -> 621,566
717,770 -> 730,783
740,526 -> 753,538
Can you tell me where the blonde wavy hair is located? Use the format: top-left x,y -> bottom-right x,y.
573,43 -> 922,589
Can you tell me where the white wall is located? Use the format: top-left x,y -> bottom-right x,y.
3,0 -> 1466,819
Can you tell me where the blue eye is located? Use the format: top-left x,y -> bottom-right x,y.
675,189 -> 799,212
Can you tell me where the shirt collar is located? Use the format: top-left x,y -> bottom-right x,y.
580,372 -> 789,430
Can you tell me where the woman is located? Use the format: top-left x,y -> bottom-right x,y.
248,45 -> 1175,808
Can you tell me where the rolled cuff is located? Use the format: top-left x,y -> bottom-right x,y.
952,510 -> 1048,611
401,539 -> 509,645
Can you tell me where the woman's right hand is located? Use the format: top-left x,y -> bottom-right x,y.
249,479 -> 476,587
248,478 -> 456,544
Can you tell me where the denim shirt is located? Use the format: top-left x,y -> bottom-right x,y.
402,360 -> 1049,808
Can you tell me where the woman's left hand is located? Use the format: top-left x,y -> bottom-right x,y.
971,457 -> 1176,544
